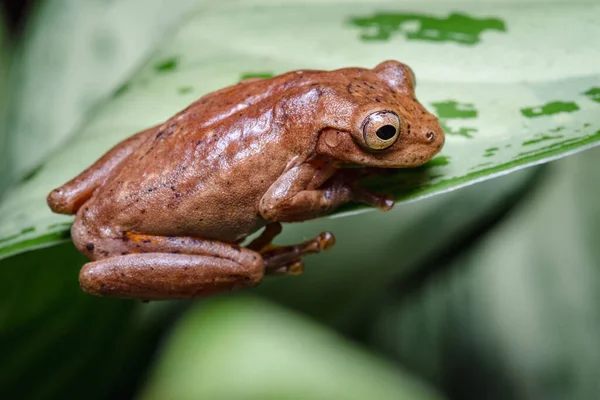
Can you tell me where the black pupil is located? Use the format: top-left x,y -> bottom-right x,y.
376,125 -> 397,140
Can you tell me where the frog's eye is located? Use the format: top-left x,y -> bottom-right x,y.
361,111 -> 401,150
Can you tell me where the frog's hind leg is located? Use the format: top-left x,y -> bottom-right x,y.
79,227 -> 336,299
80,252 -> 264,300
47,125 -> 158,215
79,233 -> 265,300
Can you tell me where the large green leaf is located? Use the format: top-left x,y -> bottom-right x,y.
0,0 -> 599,259
138,296 -> 442,400
3,0 -> 198,187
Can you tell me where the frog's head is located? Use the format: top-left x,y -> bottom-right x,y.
315,60 -> 444,168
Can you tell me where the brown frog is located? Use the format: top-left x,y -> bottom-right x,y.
47,60 -> 444,300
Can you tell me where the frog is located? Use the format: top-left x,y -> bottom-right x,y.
47,60 -> 445,300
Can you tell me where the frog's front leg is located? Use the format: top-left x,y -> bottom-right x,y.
259,159 -> 394,222
80,234 -> 265,300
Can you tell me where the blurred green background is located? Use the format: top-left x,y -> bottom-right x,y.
1,1 -> 599,400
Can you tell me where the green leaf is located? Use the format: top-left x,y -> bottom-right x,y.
0,243 -> 169,400
3,0 -> 199,186
369,147 -> 600,399
0,8 -> 10,198
138,296 -> 442,400
1,1 -> 599,258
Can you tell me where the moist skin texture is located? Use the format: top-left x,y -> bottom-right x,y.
47,60 -> 445,300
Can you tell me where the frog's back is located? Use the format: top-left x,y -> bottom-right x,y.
73,65 -> 379,242
80,74 -> 320,242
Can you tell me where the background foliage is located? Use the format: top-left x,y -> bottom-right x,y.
0,1 -> 598,399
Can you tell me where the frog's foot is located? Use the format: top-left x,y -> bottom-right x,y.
330,168 -> 395,212
348,184 -> 394,211
245,222 -> 335,275
260,231 -> 336,276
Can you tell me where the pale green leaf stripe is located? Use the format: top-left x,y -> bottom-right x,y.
0,8 -> 9,198
0,1 -> 599,260
5,0 -> 199,186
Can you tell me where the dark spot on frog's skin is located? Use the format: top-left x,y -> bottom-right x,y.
142,239 -> 152,244
170,251 -> 181,254
86,242 -> 95,251
121,252 -> 129,255
375,98 -> 381,103
147,188 -> 154,192
346,83 -> 353,94
226,180 -> 231,185
122,236 -> 130,242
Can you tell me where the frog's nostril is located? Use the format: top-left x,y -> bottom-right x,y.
425,131 -> 435,142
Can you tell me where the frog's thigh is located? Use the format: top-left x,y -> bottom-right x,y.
47,126 -> 157,215
80,253 -> 264,300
